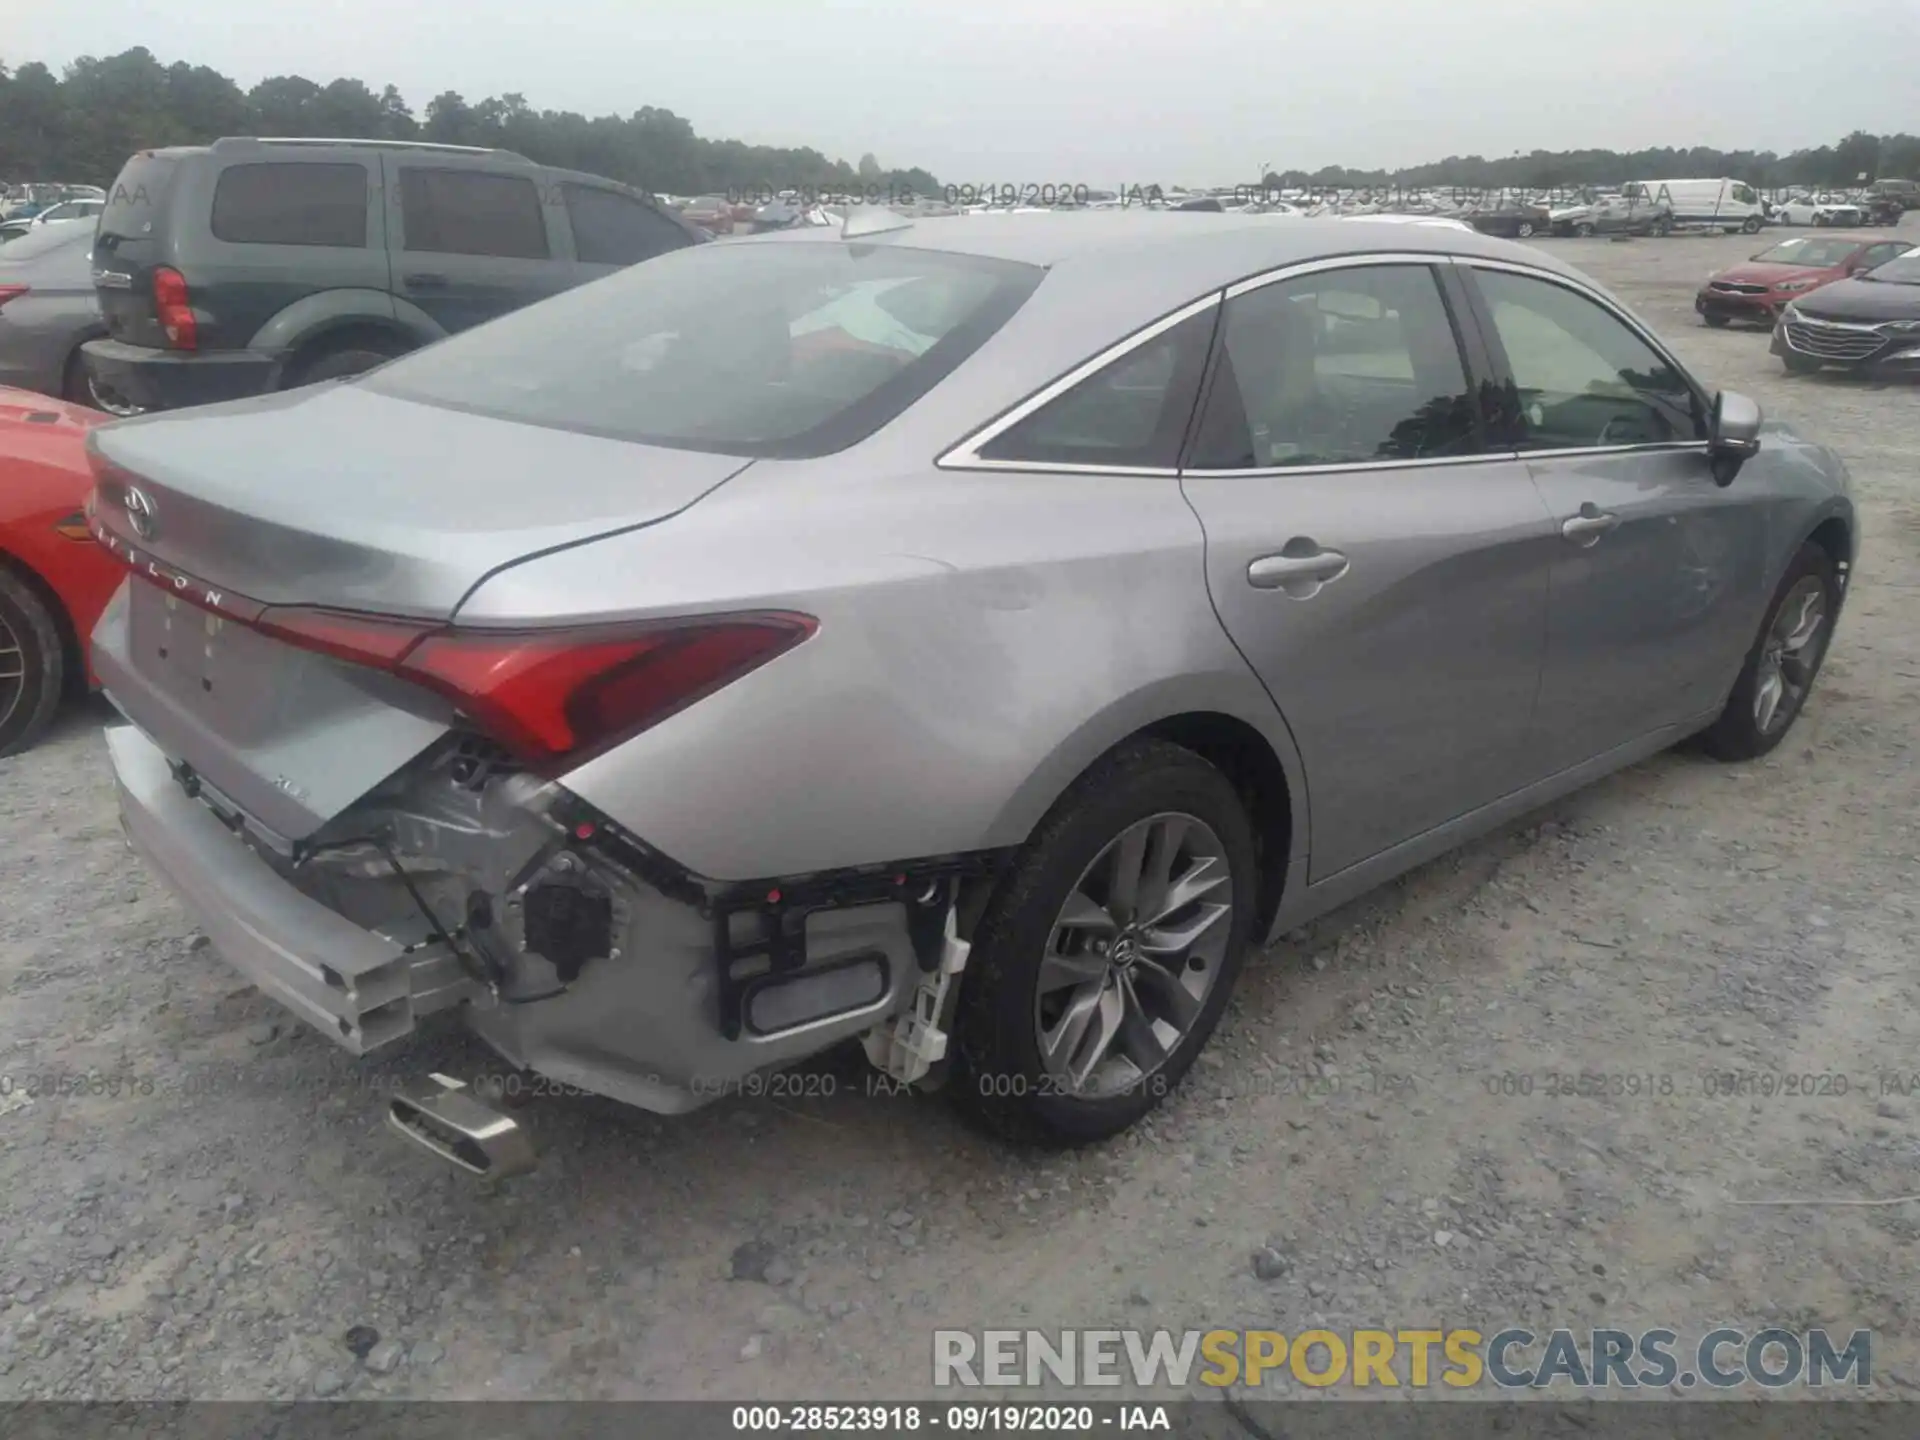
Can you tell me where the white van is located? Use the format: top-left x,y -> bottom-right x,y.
1623,178 -> 1766,234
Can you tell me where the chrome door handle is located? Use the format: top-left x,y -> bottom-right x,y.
1248,547 -> 1349,595
1561,507 -> 1621,546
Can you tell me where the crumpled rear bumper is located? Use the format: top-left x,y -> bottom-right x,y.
107,721 -> 485,1054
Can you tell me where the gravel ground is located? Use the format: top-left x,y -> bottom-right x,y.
4,231 -> 1919,1403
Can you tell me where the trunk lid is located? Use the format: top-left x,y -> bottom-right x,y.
90,382 -> 752,838
94,152 -> 184,349
89,381 -> 754,617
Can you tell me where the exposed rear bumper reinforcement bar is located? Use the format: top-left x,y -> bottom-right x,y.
107,722 -> 491,1054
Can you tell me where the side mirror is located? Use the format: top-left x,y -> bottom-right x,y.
1708,390 -> 1762,486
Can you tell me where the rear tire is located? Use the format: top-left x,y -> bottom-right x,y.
1575,221 -> 1596,237
1698,542 -> 1838,762
1517,221 -> 1535,238
0,566 -> 66,759
950,740 -> 1257,1147
283,337 -> 407,390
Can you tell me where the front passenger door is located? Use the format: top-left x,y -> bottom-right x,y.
1460,264 -> 1766,773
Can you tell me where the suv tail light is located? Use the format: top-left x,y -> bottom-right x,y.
226,602 -> 813,768
0,285 -> 28,310
152,266 -> 196,349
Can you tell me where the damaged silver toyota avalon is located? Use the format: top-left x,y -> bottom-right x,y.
87,211 -> 1853,1173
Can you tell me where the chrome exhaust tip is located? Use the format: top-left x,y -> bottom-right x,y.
387,1073 -> 536,1178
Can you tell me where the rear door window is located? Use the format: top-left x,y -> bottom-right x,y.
562,185 -> 689,265
210,162 -> 369,247
1188,264 -> 1479,469
399,169 -> 548,259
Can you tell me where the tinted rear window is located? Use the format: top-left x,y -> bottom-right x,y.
562,184 -> 690,265
100,154 -> 180,235
399,169 -> 547,258
365,241 -> 1043,458
211,162 -> 369,247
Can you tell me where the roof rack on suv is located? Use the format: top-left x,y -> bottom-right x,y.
211,137 -> 533,162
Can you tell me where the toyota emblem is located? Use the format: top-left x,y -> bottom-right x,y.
123,486 -> 156,540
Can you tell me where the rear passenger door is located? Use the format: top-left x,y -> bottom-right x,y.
1179,259 -> 1560,880
382,156 -> 574,335
560,183 -> 694,282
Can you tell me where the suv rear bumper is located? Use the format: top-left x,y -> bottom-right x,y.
82,338 -> 279,411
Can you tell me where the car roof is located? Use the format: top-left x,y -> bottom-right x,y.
740,210 -> 1576,289
1762,231 -> 1883,247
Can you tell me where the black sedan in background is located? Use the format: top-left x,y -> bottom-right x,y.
1463,197 -> 1550,239
1774,245 -> 1920,376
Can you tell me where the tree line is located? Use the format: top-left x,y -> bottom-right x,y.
0,48 -> 939,199
1,47 -> 1913,201
1263,132 -> 1920,193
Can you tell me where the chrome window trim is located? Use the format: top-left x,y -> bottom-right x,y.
936,291 -> 1222,473
938,248 -> 1713,479
1185,451 -> 1513,480
1222,249 -> 1452,300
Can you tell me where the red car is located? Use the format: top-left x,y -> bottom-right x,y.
0,388 -> 121,756
1697,232 -> 1913,328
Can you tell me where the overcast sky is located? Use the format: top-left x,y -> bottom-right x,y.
16,0 -> 1920,183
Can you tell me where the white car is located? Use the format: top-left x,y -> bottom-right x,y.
1775,194 -> 1865,227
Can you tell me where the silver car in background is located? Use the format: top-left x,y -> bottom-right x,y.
86,212 -> 1854,1168
0,223 -> 132,411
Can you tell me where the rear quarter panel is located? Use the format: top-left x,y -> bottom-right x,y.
458,458 -> 1301,882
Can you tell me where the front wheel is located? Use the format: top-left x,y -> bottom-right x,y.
1743,215 -> 1764,234
1698,542 -> 1838,761
1517,221 -> 1535,238
1703,312 -> 1731,328
951,740 -> 1257,1146
1575,221 -> 1596,237
1782,352 -> 1822,375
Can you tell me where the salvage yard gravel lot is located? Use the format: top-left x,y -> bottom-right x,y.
3,231 -> 1918,1402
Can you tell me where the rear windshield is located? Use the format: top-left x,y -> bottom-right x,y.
100,153 -> 180,235
364,240 -> 1044,457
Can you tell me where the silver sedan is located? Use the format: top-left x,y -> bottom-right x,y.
86,211 -> 1853,1166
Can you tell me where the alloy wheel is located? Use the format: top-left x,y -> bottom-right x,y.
0,608 -> 23,734
1753,575 -> 1829,735
1034,812 -> 1234,1098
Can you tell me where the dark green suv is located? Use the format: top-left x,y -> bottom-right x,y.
83,137 -> 699,410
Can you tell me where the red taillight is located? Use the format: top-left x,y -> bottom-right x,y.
231,606 -> 815,767
0,284 -> 29,310
152,266 -> 196,350
397,617 -> 816,764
